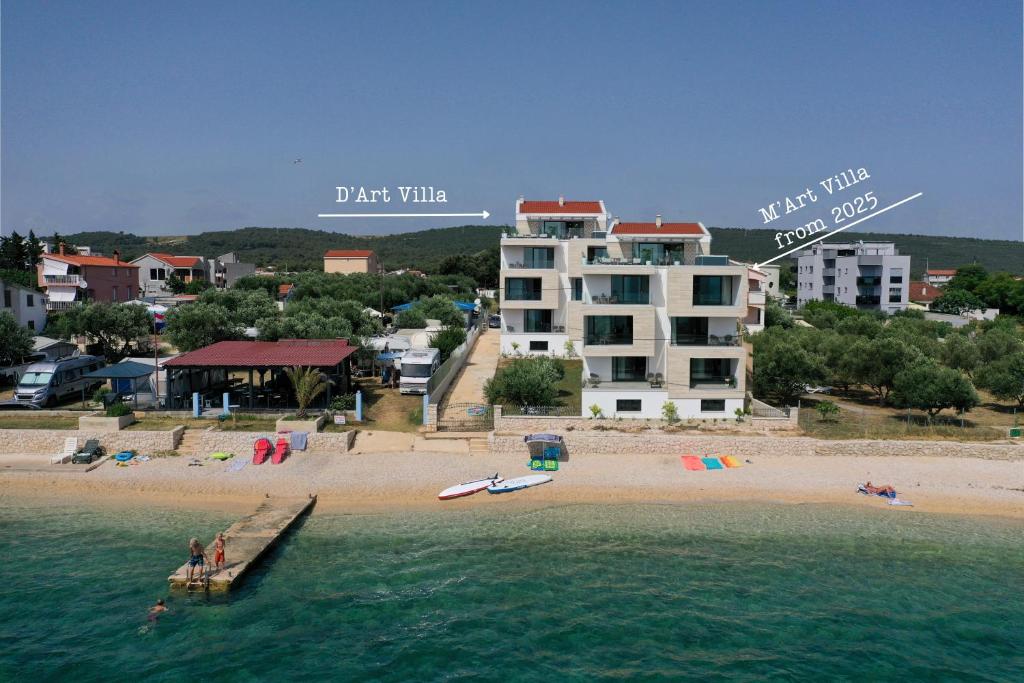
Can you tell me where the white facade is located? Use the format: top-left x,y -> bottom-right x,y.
1,278 -> 47,331
795,242 -> 910,314
499,197 -> 750,420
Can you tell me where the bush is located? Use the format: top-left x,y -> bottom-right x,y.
589,403 -> 603,419
662,401 -> 680,423
330,394 -> 357,412
106,402 -> 132,418
92,386 -> 112,404
484,357 -> 565,406
429,326 -> 467,362
815,400 -> 840,422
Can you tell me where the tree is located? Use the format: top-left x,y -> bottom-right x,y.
0,311 -> 34,365
284,366 -> 329,418
26,231 -> 44,270
974,272 -> 1023,313
940,333 -> 981,377
977,328 -> 1023,364
800,300 -> 869,329
931,289 -> 986,315
892,362 -> 980,419
183,279 -> 213,295
484,357 -> 565,406
164,302 -> 240,352
0,231 -> 28,271
751,329 -> 826,404
395,308 -> 428,329
815,400 -> 840,422
842,336 -> 921,404
976,352 -> 1024,407
763,299 -> 793,329
49,233 -> 77,255
429,326 -> 467,362
46,302 -> 152,362
165,273 -> 187,294
946,264 -> 988,293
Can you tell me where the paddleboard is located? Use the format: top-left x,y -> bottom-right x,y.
487,474 -> 552,494
438,474 -> 502,500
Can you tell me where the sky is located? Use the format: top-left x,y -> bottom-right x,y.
2,0 -> 1022,245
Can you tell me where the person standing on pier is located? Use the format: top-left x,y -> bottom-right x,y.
187,537 -> 208,584
213,532 -> 226,573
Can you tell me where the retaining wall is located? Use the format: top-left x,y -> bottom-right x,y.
490,433 -> 1021,460
191,429 -> 356,455
492,405 -> 801,434
0,428 -> 183,454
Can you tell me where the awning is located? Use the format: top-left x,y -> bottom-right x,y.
83,361 -> 156,380
524,433 -> 563,444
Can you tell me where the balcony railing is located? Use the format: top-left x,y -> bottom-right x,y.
856,276 -> 881,286
588,294 -> 650,305
689,375 -> 737,389
513,324 -> 566,334
43,274 -> 82,285
585,334 -> 633,346
672,334 -> 740,346
504,261 -> 554,269
46,300 -> 80,311
856,295 -> 881,305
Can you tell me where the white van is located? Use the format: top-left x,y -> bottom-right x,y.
14,355 -> 106,407
398,348 -> 441,395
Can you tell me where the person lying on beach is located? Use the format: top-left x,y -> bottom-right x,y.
864,482 -> 896,496
187,537 -> 208,583
213,532 -> 226,573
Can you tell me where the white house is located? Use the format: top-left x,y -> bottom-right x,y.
1,277 -> 47,331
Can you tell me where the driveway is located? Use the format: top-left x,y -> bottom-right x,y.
444,328 -> 500,405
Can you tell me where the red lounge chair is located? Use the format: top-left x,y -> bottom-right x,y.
253,438 -> 272,465
272,437 -> 290,464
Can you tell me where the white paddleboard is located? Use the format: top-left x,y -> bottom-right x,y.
487,474 -> 552,494
438,474 -> 502,500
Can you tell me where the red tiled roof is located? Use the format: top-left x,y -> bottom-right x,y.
519,200 -> 603,214
926,269 -> 956,276
612,222 -> 705,236
44,253 -> 139,268
909,281 -> 942,303
324,250 -> 374,258
148,252 -> 205,268
164,339 -> 358,368
279,283 -> 294,295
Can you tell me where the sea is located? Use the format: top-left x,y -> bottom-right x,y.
1,500 -> 1021,681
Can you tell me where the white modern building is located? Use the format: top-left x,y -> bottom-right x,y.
499,197 -> 760,420
794,242 -> 910,314
1,278 -> 47,331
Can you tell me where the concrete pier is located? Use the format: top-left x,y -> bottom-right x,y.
168,495 -> 316,591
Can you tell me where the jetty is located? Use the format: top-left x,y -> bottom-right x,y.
168,495 -> 317,592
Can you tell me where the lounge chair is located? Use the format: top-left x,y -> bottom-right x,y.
51,437 -> 78,465
271,437 -> 290,464
647,373 -> 656,386
252,437 -> 272,465
654,373 -> 664,388
589,373 -> 601,387
71,439 -> 104,465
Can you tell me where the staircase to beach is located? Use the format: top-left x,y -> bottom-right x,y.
175,428 -> 207,457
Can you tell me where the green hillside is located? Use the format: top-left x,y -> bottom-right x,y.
62,225 -> 1022,276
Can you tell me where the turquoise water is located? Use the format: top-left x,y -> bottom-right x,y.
1,502 -> 1021,681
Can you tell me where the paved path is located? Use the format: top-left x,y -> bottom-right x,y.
445,328 -> 500,405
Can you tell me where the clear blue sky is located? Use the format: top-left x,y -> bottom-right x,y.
2,0 -> 1021,241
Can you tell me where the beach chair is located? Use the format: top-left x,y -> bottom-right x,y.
51,437 -> 78,465
71,439 -> 104,465
252,437 -> 272,465
543,445 -> 559,472
271,437 -> 290,464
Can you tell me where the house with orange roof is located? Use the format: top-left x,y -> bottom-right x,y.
923,268 -> 957,287
324,249 -> 378,274
131,252 -> 208,296
37,244 -> 139,311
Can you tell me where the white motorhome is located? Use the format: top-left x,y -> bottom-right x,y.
398,348 -> 440,395
14,355 -> 106,407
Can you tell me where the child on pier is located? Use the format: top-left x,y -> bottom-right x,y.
214,532 -> 226,573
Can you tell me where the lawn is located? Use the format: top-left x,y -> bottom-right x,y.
0,415 -> 79,430
494,358 -> 583,409
357,378 -> 424,433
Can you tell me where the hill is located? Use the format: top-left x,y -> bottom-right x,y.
63,225 -> 1021,276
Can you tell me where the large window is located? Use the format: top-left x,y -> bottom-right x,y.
612,357 -> 647,381
888,287 -> 902,303
524,247 -> 554,269
616,399 -> 642,412
585,316 -> 633,345
586,246 -> 608,263
149,267 -> 167,281
541,221 -> 583,239
571,278 -> 583,301
692,276 -> 734,306
505,277 -> 542,300
671,317 -> 708,345
610,275 -> 649,304
524,309 -> 552,333
690,358 -> 733,387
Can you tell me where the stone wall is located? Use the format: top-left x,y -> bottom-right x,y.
191,429 -> 355,455
492,405 -> 801,435
490,433 -> 1022,460
0,428 -> 182,454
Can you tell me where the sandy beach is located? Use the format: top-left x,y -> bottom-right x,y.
2,446 -> 1022,519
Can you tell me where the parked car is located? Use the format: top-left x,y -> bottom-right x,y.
14,355 -> 106,407
488,314 -> 502,329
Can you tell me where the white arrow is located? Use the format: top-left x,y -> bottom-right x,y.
753,192 -> 923,270
318,210 -> 490,219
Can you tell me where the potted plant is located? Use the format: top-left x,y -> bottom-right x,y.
277,366 -> 329,432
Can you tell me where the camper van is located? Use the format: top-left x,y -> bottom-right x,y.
398,348 -> 440,395
14,355 -> 106,407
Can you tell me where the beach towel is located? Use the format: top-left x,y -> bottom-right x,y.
702,457 -> 723,470
720,455 -> 742,468
681,456 -> 705,471
888,499 -> 913,507
290,431 -> 308,451
543,458 -> 559,472
529,458 -> 544,471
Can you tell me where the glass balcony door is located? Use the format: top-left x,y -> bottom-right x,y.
523,247 -> 554,269
524,309 -> 553,333
505,278 -> 542,300
693,276 -> 734,306
612,357 -> 647,381
672,317 -> 708,345
610,275 -> 649,304
585,316 -> 633,345
690,358 -> 733,386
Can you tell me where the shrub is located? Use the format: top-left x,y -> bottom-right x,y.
330,393 -> 357,412
106,402 -> 132,418
484,357 -> 565,406
815,400 -> 840,422
662,401 -> 680,423
589,403 -> 603,419
92,386 -> 112,404
429,326 -> 467,362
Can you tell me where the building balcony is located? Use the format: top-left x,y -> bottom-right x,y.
689,376 -> 738,390
586,294 -> 650,305
504,324 -> 566,334
856,276 -> 881,286
748,290 -> 766,305
582,379 -> 666,392
503,261 -> 555,269
856,295 -> 881,305
671,334 -> 741,347
43,274 -> 83,286
46,300 -> 80,311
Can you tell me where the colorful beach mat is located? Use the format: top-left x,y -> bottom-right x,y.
720,455 -> 742,468
702,457 -> 723,470
681,456 -> 705,471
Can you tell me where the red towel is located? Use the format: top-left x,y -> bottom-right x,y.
681,455 -> 705,471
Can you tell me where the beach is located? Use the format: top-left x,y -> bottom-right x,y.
3,445 -> 1022,518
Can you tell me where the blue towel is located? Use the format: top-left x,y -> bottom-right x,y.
702,457 -> 723,470
290,431 -> 308,451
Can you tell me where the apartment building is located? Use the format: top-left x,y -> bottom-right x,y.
132,253 -> 207,296
1,277 -> 47,330
794,242 -> 909,314
499,197 -> 757,420
324,250 -> 378,274
37,246 -> 139,311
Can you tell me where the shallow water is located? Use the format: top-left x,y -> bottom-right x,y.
1,502 -> 1021,681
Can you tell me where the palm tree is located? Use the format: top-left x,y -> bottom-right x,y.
284,366 -> 329,418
